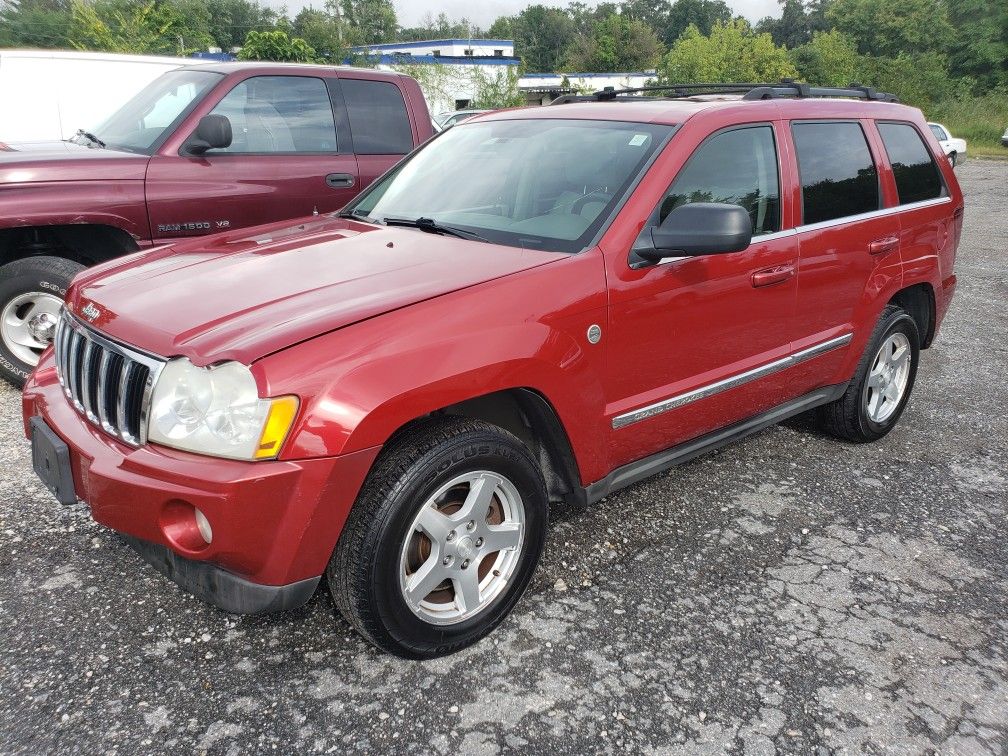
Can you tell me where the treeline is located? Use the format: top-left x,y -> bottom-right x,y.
1,0 -> 1006,108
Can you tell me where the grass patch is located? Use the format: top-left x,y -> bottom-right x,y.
926,94 -> 1008,157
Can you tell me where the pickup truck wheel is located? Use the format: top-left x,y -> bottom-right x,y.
819,305 -> 920,443
328,416 -> 548,658
0,257 -> 84,387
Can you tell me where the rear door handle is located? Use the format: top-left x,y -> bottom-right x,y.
751,264 -> 794,288
868,236 -> 899,256
325,173 -> 355,189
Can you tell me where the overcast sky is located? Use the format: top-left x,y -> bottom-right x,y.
271,0 -> 783,29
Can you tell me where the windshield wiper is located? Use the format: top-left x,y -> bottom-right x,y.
74,129 -> 106,149
383,216 -> 489,242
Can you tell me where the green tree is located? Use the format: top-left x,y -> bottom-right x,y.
203,0 -> 279,51
68,0 -> 213,55
658,19 -> 798,82
292,1 -> 348,60
565,2 -> 620,35
0,0 -> 73,48
564,14 -> 665,72
399,12 -> 482,41
756,0 -> 813,48
664,0 -> 731,45
826,0 -> 952,58
237,28 -> 316,61
790,29 -> 860,85
492,5 -> 576,72
946,0 -> 1008,88
339,0 -> 395,45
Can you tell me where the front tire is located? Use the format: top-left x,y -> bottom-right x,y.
0,256 -> 84,387
819,305 -> 920,443
328,416 -> 548,658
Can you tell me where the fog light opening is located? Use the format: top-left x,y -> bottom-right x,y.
194,508 -> 213,545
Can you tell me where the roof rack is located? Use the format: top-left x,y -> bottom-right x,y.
549,79 -> 899,105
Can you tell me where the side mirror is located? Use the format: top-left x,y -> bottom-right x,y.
631,202 -> 753,267
184,114 -> 232,155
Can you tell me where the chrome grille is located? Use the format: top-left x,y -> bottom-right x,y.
53,311 -> 165,446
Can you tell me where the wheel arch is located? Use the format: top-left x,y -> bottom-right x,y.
380,387 -> 584,506
0,224 -> 139,267
888,282 -> 936,348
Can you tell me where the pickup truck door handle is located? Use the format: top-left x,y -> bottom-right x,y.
868,236 -> 900,256
325,173 -> 355,189
751,264 -> 795,288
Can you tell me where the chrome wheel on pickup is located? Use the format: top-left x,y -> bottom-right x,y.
0,256 -> 84,387
1,291 -> 62,366
329,417 -> 547,659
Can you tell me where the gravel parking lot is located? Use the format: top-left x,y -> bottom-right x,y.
1,160 -> 1006,755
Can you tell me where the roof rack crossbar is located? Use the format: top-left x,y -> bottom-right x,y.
549,80 -> 898,105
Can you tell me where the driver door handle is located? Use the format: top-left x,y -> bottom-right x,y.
751,264 -> 795,288
326,173 -> 355,189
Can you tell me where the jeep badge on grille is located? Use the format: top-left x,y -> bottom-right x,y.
81,302 -> 100,322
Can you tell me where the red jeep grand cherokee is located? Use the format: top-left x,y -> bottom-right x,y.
24,83 -> 962,658
0,63 -> 432,385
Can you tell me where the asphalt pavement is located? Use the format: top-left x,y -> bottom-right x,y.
1,160 -> 1005,755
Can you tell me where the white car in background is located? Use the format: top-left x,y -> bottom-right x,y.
1002,126 -> 1008,147
0,49 -> 203,143
928,122 -> 967,167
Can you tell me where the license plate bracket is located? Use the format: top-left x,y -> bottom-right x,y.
30,417 -> 77,505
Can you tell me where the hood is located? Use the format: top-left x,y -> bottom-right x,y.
0,141 -> 149,184
67,216 -> 562,365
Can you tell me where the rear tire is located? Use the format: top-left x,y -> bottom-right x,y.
328,416 -> 548,658
819,305 -> 920,443
0,256 -> 84,387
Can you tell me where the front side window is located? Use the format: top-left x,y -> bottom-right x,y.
660,125 -> 780,235
879,122 -> 947,205
88,69 -> 223,153
347,118 -> 673,253
207,76 -> 337,154
340,78 -> 413,155
792,121 -> 879,225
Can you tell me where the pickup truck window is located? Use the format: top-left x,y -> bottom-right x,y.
340,78 -> 414,155
347,118 -> 673,254
90,69 -> 223,154
207,76 -> 338,154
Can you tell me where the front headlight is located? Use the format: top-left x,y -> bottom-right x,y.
148,358 -> 298,461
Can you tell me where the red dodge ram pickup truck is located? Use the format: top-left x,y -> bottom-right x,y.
24,83 -> 962,658
0,62 -> 433,384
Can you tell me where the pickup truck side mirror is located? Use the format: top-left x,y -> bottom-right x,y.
184,114 -> 232,155
631,202 -> 753,268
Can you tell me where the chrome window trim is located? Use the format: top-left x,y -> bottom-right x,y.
795,196 -> 951,233
611,333 -> 853,429
653,228 -> 799,266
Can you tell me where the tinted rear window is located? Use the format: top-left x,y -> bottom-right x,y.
792,121 -> 879,225
341,78 -> 414,155
878,122 -> 946,205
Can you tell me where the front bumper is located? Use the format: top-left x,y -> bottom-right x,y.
23,356 -> 380,613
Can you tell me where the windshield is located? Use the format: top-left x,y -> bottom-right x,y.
85,69 -> 223,153
347,118 -> 674,253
